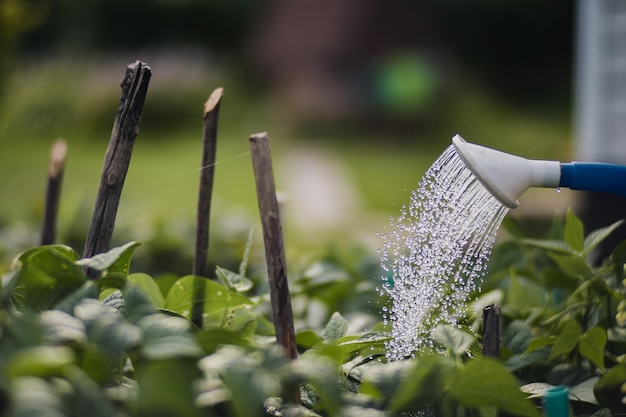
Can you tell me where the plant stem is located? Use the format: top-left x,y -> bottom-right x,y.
249,132 -> 298,362
82,61 -> 151,278
40,139 -> 67,245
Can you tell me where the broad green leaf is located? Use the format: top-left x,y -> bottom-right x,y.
594,363 -> 626,411
7,346 -> 75,379
53,281 -> 99,313
507,273 -> 544,310
197,326 -> 256,354
66,368 -> 120,417
569,377 -> 599,404
10,377 -> 66,416
449,357 -> 541,417
388,354 -> 456,412
288,353 -> 342,415
564,209 -> 584,253
521,238 -> 574,255
76,241 -> 141,274
360,360 -> 412,403
548,253 -> 593,280
128,273 -> 165,308
584,219 -> 624,256
136,359 -> 201,417
431,324 -> 474,356
74,298 -> 142,357
549,321 -> 582,360
39,310 -> 87,345
579,326 -> 606,370
524,336 -> 556,354
321,312 -> 349,341
11,245 -> 86,310
164,275 -> 254,321
216,266 -> 253,292
138,314 -> 203,360
337,332 -> 392,357
296,329 -> 322,350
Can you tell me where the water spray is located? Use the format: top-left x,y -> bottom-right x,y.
452,134 -> 626,209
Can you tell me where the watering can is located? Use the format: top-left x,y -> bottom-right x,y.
452,134 -> 626,209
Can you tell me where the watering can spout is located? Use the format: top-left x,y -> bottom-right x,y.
452,134 -> 626,208
452,134 -> 560,208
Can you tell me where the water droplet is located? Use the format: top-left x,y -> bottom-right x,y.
380,145 -> 509,360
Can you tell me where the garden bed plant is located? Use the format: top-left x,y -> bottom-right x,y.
0,60 -> 625,417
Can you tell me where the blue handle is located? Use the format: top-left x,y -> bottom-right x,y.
560,162 -> 626,197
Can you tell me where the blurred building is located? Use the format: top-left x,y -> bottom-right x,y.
576,0 -> 626,259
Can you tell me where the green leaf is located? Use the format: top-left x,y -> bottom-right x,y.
569,377 -> 599,404
76,241 -> 141,274
11,245 -> 86,310
216,266 -> 253,292
321,312 -> 349,341
548,253 -> 593,280
138,314 -> 203,360
564,209 -> 585,253
337,332 -> 392,358
10,377 -> 66,416
578,326 -> 606,370
164,275 -> 254,321
431,324 -> 475,356
136,359 -> 201,417
128,273 -> 165,308
507,272 -> 544,310
39,310 -> 87,345
74,298 -> 142,357
197,326 -> 256,354
524,336 -> 556,354
521,238 -> 574,255
584,219 -> 624,256
549,321 -> 582,360
594,363 -> 626,412
388,354 -> 456,412
8,346 -> 76,379
297,329 -> 322,350
449,357 -> 541,417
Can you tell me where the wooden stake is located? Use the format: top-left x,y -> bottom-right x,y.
40,139 -> 67,245
482,304 -> 501,358
191,88 -> 223,329
83,61 -> 151,278
249,132 -> 298,361
192,87 -> 224,278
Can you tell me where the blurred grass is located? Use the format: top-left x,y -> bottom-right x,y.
0,56 -> 572,259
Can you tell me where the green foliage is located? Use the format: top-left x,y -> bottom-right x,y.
1,209 -> 626,416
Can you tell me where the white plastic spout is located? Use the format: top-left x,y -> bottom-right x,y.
452,134 -> 561,208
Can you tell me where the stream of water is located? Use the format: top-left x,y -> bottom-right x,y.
380,145 -> 509,360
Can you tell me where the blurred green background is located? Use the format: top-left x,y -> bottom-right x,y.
0,0 -> 575,271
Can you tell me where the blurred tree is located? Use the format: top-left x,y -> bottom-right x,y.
0,0 -> 49,95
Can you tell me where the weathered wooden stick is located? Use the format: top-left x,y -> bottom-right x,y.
482,304 -> 501,358
192,87 -> 224,278
83,61 -> 151,277
249,132 -> 298,361
191,88 -> 223,329
40,139 -> 67,245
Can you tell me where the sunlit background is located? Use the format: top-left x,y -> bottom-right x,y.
4,0 -> 621,274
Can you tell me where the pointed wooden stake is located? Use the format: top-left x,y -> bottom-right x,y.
40,139 -> 67,245
191,88 -> 224,329
83,61 -> 151,278
249,132 -> 298,362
